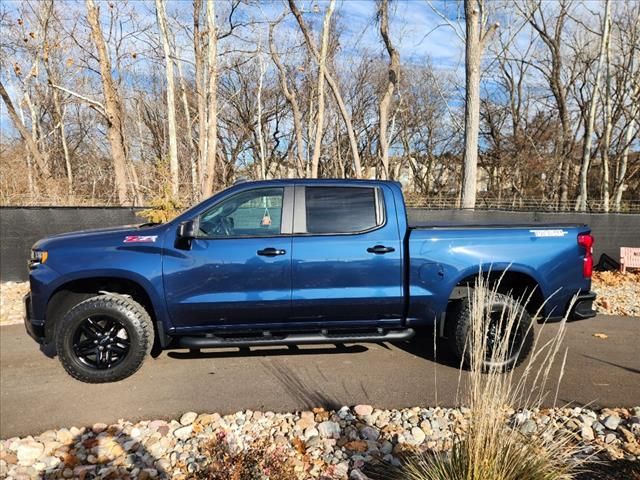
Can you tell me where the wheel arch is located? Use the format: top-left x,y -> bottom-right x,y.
45,275 -> 160,344
447,266 -> 546,317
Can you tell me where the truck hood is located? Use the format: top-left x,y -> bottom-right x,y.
32,224 -> 166,250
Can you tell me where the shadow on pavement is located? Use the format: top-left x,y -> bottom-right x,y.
393,328 -> 462,369
581,354 -> 640,375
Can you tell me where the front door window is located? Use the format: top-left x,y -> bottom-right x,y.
198,188 -> 284,238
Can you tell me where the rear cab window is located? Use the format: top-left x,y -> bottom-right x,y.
303,186 -> 385,234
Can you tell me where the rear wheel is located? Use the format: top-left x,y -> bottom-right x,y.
55,294 -> 153,383
447,292 -> 534,371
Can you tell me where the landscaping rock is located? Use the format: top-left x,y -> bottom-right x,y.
0,405 -> 637,479
354,405 -> 373,417
179,412 -> 198,426
604,415 -> 622,431
318,421 -> 341,439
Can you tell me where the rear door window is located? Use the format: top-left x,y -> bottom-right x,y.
304,187 -> 381,234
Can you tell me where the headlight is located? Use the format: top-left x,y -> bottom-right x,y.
29,250 -> 48,268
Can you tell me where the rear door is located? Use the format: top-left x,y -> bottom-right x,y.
290,185 -> 403,325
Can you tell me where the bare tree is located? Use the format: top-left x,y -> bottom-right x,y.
309,0 -> 334,178
268,17 -> 305,176
193,0 -> 207,197
576,0 -> 611,211
2,0 -> 638,209
613,40 -> 640,210
289,0 -> 362,178
0,80 -> 51,180
155,0 -> 180,197
519,0 -> 575,205
377,0 -> 400,180
202,0 -> 218,196
461,0 -> 498,208
85,0 -> 131,204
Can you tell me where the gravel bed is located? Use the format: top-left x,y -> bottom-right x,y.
0,282 -> 29,326
592,271 -> 640,317
1,406 -> 638,479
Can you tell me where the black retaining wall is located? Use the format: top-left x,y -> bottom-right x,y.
1,207 -> 638,281
1,207 -> 142,282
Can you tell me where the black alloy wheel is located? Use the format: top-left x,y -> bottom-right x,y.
55,294 -> 153,383
484,304 -> 525,362
72,316 -> 131,369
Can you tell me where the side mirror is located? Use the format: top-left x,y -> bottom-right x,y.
177,220 -> 197,240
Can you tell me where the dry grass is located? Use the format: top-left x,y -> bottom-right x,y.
388,275 -> 588,480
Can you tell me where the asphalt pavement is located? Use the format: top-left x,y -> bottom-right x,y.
1,314 -> 638,438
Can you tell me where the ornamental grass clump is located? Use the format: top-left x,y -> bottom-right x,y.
396,274 -> 586,480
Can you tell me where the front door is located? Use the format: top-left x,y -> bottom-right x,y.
163,186 -> 293,331
291,185 -> 403,325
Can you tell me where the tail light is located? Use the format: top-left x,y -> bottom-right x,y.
577,233 -> 594,279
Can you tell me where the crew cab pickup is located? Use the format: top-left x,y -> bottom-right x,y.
25,179 -> 597,382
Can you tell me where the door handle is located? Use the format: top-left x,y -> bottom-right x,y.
367,245 -> 395,254
257,247 -> 286,257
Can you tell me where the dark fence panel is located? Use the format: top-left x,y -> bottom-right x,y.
1,207 -> 638,282
407,209 -> 640,264
1,207 -> 143,282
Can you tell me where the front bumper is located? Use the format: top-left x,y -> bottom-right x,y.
24,293 -> 46,344
569,291 -> 597,321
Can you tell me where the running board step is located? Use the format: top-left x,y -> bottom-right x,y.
178,329 -> 415,349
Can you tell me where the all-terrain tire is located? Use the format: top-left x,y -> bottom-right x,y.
55,294 -> 153,383
446,292 -> 534,371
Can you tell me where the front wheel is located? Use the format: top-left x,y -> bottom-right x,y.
55,294 -> 153,383
447,292 -> 534,371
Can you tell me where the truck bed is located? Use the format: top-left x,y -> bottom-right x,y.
409,220 -> 586,229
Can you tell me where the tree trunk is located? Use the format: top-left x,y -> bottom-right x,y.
256,50 -> 267,179
378,0 -> 400,180
601,16 -> 613,213
155,0 -> 180,197
0,80 -> 51,179
268,20 -> 305,177
85,0 -> 130,205
176,56 -> 198,201
202,0 -> 218,196
310,0 -> 334,178
16,93 -> 38,197
40,0 -> 72,193
194,0 -> 207,197
461,0 -> 482,209
576,0 -> 611,212
613,110 -> 637,211
58,105 -> 73,195
46,69 -> 73,194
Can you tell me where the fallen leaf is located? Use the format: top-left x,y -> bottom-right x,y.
593,333 -> 608,339
344,440 -> 368,452
291,437 -> 306,455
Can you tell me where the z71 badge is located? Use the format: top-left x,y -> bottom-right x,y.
123,235 -> 158,243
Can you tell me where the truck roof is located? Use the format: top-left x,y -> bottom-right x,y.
231,178 -> 401,187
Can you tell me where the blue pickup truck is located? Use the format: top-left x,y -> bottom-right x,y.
25,179 -> 596,382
